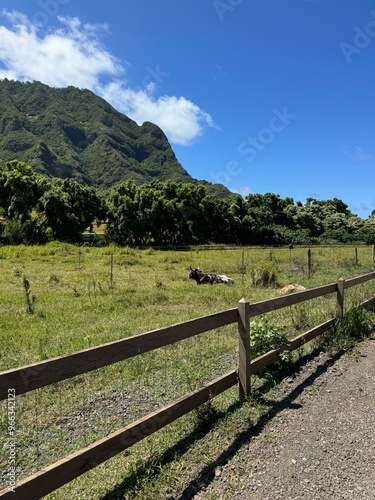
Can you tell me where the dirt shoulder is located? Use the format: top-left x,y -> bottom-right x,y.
193,338 -> 375,500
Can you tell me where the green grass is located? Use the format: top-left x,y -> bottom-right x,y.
0,243 -> 374,498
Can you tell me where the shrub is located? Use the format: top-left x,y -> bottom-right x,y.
250,316 -> 289,359
322,307 -> 374,352
249,262 -> 277,287
1,219 -> 48,244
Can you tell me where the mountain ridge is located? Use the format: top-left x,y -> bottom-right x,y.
0,79 -> 231,197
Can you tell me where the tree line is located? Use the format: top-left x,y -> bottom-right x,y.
1,160 -> 374,246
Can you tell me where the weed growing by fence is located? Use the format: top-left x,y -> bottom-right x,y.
250,317 -> 288,359
322,306 -> 375,353
249,261 -> 277,287
22,275 -> 34,314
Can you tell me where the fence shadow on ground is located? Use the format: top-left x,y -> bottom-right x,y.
177,348 -> 345,500
100,347 -> 345,499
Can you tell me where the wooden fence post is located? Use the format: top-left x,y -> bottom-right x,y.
354,247 -> 358,266
336,277 -> 345,319
238,298 -> 251,400
372,244 -> 375,264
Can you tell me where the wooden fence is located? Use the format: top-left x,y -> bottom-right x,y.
1,271 -> 375,499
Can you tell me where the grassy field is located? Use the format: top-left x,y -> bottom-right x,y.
0,243 -> 374,499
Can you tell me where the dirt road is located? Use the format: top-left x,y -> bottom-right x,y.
193,338 -> 375,500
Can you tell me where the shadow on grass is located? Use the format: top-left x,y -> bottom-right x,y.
100,397 -> 243,500
101,347 -> 346,499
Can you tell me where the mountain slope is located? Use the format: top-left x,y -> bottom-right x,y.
0,79 -> 218,191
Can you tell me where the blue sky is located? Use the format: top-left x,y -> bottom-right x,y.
0,1 -> 374,218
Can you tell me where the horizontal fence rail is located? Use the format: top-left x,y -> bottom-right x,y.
248,283 -> 337,317
0,308 -> 238,401
344,270 -> 375,288
0,371 -> 238,500
250,319 -> 336,374
0,270 -> 374,498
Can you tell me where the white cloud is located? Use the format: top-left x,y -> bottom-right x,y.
0,10 -> 215,145
230,185 -> 253,198
99,81 -> 215,145
0,12 -> 121,88
343,146 -> 373,162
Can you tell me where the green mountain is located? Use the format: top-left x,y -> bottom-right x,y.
0,79 -> 231,197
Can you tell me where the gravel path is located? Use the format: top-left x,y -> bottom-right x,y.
193,338 -> 375,500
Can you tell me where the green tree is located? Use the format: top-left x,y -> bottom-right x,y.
106,181 -> 145,245
38,178 -> 104,242
320,210 -> 364,243
0,160 -> 44,221
245,193 -> 294,243
354,215 -> 375,244
136,186 -> 180,245
201,196 -> 234,243
106,180 -> 212,245
286,198 -> 341,239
